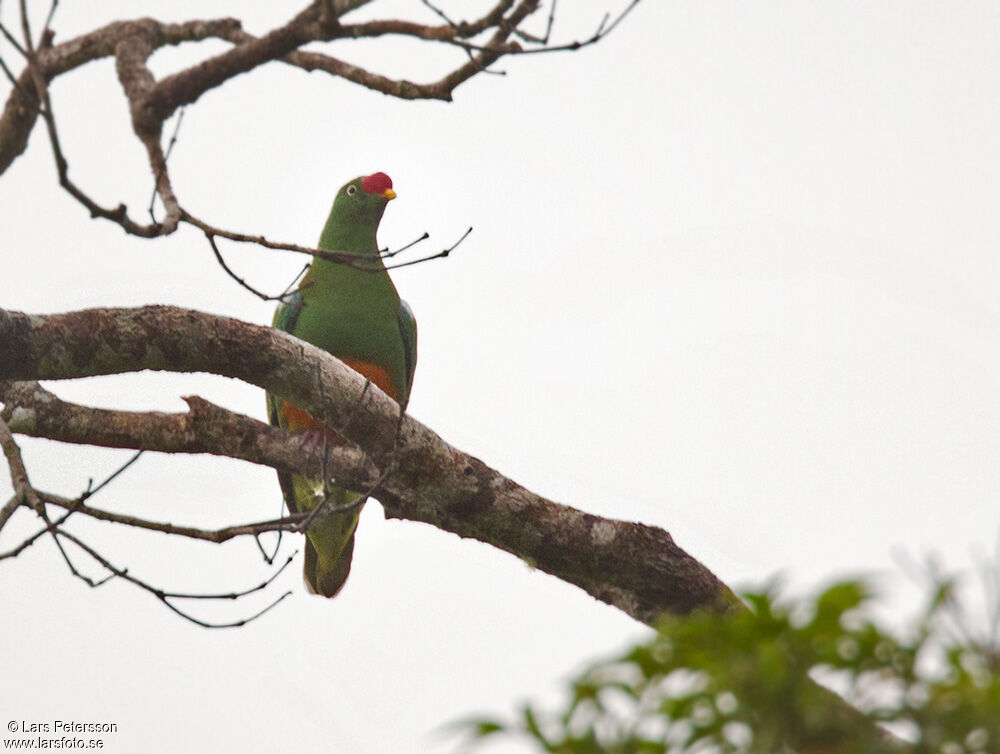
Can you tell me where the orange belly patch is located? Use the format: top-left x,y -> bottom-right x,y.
279,358 -> 398,435
341,357 -> 399,401
280,401 -> 335,435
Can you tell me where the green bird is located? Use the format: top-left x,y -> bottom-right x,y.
266,172 -> 416,597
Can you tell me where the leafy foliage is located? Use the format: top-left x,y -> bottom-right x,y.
466,577 -> 999,753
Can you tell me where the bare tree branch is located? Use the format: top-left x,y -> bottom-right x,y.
1,0 -> 633,261
26,43 -> 168,236
112,22 -> 181,232
384,226 -> 472,271
205,234 -> 301,302
0,445 -> 140,557
184,210 -> 415,274
38,489 -> 309,544
0,414 -> 40,527
0,378 -> 297,625
0,304 -> 737,624
0,380 -> 378,487
146,5 -> 327,125
0,16 -> 243,176
0,493 -> 20,532
452,0 -> 639,56
0,18 -> 29,57
149,109 -> 185,222
50,524 -> 295,628
190,212 -> 470,286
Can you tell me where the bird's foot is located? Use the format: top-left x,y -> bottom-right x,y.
298,431 -> 330,459
299,430 -> 325,446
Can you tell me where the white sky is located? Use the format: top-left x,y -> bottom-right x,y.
1,1 -> 999,752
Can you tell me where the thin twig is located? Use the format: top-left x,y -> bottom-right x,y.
416,0 -> 504,74
41,0 -> 58,43
0,443 -> 140,543
255,530 -> 282,564
42,506 -> 118,587
24,483 -> 298,628
206,232 -> 299,302
295,489 -> 367,534
184,210 -> 362,267
17,0 -> 32,56
332,378 -> 371,447
39,450 -> 146,534
515,0 -> 556,44
149,107 -> 185,222
194,212 -> 450,285
0,19 -> 28,58
41,491 -> 311,544
279,263 -> 310,299
317,359 -> 335,498
452,0 -> 639,56
80,450 -> 144,502
0,51 -> 21,88
341,0 -> 515,42
0,506 -> 75,561
420,0 -> 457,28
380,231 -> 429,260
52,525 -> 294,628
1,421 -> 296,625
385,225 -> 472,271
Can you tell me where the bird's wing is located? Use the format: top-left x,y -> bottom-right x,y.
267,289 -> 305,515
397,299 -> 418,411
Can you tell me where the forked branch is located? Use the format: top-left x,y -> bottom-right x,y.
0,0 -> 639,269
0,402 -> 293,627
0,304 -> 735,625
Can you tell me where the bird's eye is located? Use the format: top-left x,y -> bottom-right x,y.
346,185 -> 358,196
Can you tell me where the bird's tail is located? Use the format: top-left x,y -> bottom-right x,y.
293,475 -> 365,598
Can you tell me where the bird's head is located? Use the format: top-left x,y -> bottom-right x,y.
317,172 -> 397,254
330,171 -> 397,228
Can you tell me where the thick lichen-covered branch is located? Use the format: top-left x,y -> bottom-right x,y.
0,305 -> 907,749
0,380 -> 378,487
0,304 -> 736,625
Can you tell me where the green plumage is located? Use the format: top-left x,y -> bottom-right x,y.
266,173 -> 415,597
